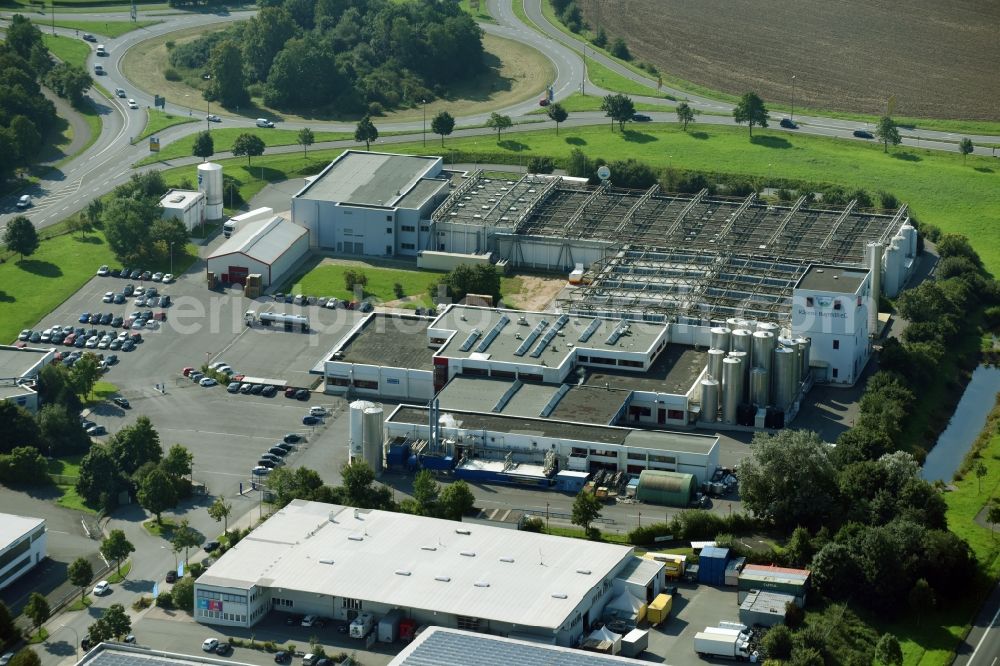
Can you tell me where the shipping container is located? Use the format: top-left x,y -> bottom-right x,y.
647,593 -> 673,625
378,610 -> 401,643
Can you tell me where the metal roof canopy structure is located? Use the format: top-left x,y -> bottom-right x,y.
294,151 -> 441,207
435,173 -> 904,325
390,627 -> 651,665
197,500 -> 634,631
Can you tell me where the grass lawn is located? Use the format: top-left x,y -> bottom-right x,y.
41,32 -> 90,68
457,0 -> 493,22
585,55 -> 664,97
106,559 -> 132,583
32,18 -> 160,38
143,517 -> 179,538
87,380 -> 118,404
283,262 -> 448,307
26,627 -> 50,644
135,108 -> 198,142
136,127 -> 352,166
64,596 -> 93,611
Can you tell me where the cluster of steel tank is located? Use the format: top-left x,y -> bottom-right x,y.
699,319 -> 811,425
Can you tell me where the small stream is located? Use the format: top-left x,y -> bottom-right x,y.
921,365 -> 1000,482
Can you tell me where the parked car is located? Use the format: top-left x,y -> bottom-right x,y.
165,570 -> 177,583
309,406 -> 327,417
257,458 -> 277,469
202,638 -> 219,652
268,446 -> 288,458
251,465 -> 271,476
239,383 -> 253,394
113,293 -> 126,304
779,118 -> 798,129
261,385 -> 277,397
86,424 -> 106,436
227,382 -> 241,393
203,540 -> 220,553
113,396 -> 130,409
97,265 -> 110,276
631,113 -> 652,122
273,651 -> 291,664
93,580 -> 110,595
152,272 -> 164,282
15,194 -> 31,209
295,389 -> 310,401
285,387 -> 297,398
275,442 -> 294,453
200,377 -> 218,387
162,273 -> 174,283
853,129 -> 874,139
302,415 -> 320,426
215,643 -> 232,656
140,271 -> 152,281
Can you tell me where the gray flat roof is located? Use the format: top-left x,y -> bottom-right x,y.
295,151 -> 439,207
796,264 -> 869,292
396,178 -> 449,209
0,513 -> 44,550
0,346 -> 52,378
584,344 -> 706,395
81,644 -> 248,666
432,306 -> 665,367
333,313 -> 435,369
549,385 -> 627,424
390,405 -> 718,453
390,627 -> 651,665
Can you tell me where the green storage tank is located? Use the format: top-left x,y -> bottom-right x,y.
636,471 -> 696,507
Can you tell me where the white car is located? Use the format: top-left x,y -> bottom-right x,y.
93,580 -> 110,595
208,361 -> 227,370
1,653 -> 14,666
128,99 -> 138,110
202,638 -> 218,652
251,465 -> 270,476
86,336 -> 99,348
309,406 -> 327,417
15,194 -> 30,209
162,273 -> 174,283
103,291 -> 114,303
97,265 -> 110,276
199,377 -> 217,387
206,114 -> 221,122
301,615 -> 321,627
152,272 -> 164,282
145,320 -> 159,330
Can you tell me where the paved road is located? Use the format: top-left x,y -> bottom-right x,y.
954,578 -> 1000,666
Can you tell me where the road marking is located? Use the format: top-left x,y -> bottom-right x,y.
969,584 -> 1000,665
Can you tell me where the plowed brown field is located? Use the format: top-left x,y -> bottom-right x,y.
577,0 -> 1000,120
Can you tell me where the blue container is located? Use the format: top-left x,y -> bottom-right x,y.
698,547 -> 730,586
420,454 -> 455,471
407,454 -> 419,471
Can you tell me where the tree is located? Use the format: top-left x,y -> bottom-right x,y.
171,519 -> 200,566
676,102 -> 696,131
0,446 -> 48,486
138,467 -> 178,523
100,530 -> 135,576
45,63 -> 92,107
161,444 -> 193,481
592,26 -> 608,48
988,503 -> 1000,541
761,624 -> 793,660
4,216 -> 39,262
0,601 -> 16,648
343,269 -> 368,292
108,416 -> 162,477
732,92 -> 769,137
170,576 -> 195,612
974,460 -> 988,494
874,633 -> 903,666
959,137 -> 974,163
101,604 -> 131,641
0,402 -> 40,454
908,577 -> 935,623
76,444 -> 125,508
737,430 -> 838,530
875,116 -> 901,153
546,103 -> 568,135
86,618 -> 111,645
8,652 -> 40,666
784,526 -> 814,568
70,353 -> 102,401
208,497 -> 233,534
339,461 -> 394,510
429,263 -> 502,304
601,94 -> 635,132
354,115 -> 379,150
438,480 -> 476,521
486,112 -> 513,141
24,592 -> 49,636
192,130 -> 214,162
37,404 -> 89,457
102,194 -> 162,265
297,127 -> 314,157
206,40 -> 248,108
430,111 -> 455,146
411,470 -> 440,516
231,133 -> 265,166
68,557 -> 94,602
609,37 -> 631,60
571,491 -> 603,538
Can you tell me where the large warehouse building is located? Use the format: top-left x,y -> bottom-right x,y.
206,215 -> 309,287
194,500 -> 664,647
0,513 -> 47,590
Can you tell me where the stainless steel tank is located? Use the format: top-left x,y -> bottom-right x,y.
710,327 -> 732,352
749,367 -> 769,407
707,348 -> 726,381
728,351 -> 748,403
795,337 -> 811,378
773,346 -> 797,410
756,321 -> 780,335
721,357 -> 743,424
732,329 -> 753,354
752,331 -> 776,373
699,378 -> 720,424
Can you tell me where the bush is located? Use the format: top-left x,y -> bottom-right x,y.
592,27 -> 607,48
343,270 -> 368,293
164,68 -> 181,82
877,190 -> 899,210
165,41 -> 175,50
131,596 -> 152,610
527,156 -> 555,174
762,625 -> 794,659
393,282 -> 404,298
368,101 -> 385,116
521,517 -> 544,532
155,592 -> 174,608
610,37 -> 631,60
188,561 -> 205,577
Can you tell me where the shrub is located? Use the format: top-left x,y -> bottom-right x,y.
527,156 -> 555,174
610,37 -> 631,60
877,190 -> 899,210
155,592 -> 174,608
368,101 -> 385,116
521,517 -> 544,532
165,40 -> 175,50
131,596 -> 152,610
188,561 -> 205,577
343,269 -> 368,292
164,68 -> 181,82
393,282 -> 404,298
591,27 -> 607,48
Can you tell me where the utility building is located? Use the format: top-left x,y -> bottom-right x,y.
0,345 -> 56,413
158,189 -> 205,232
206,215 -> 309,287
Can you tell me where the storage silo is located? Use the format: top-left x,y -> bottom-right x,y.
699,378 -> 719,424
900,223 -> 917,257
756,321 -> 780,336
728,351 -> 748,403
794,338 -> 811,378
867,241 -> 883,334
707,348 -> 726,381
726,317 -> 746,331
710,327 -> 732,352
197,162 -> 224,220
883,240 -> 903,297
362,403 -> 385,476
721,357 -> 743,424
731,329 -> 752,355
749,367 -> 769,407
752,331 -> 775,374
773,347 -> 797,410
350,400 -> 383,475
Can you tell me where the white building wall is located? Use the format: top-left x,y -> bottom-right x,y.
791,274 -> 871,386
324,362 -> 434,401
206,253 -> 270,282
396,208 -> 422,256
433,221 -> 486,254
0,521 -> 46,591
267,232 -> 311,288
193,582 -> 254,627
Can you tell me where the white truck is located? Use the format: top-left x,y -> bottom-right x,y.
378,610 -> 402,643
349,612 -> 374,639
694,627 -> 753,661
223,207 -> 273,238
245,310 -> 309,331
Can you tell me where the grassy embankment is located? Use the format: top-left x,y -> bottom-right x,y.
134,108 -> 199,142
136,127 -> 353,166
40,34 -> 102,159
30,18 -> 159,37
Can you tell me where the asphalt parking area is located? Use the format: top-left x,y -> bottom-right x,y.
644,581 -> 743,666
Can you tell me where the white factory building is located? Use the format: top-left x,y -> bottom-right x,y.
0,345 -> 57,414
206,215 -> 309,287
291,151 -> 455,258
194,500 -> 665,647
0,513 -> 47,590
158,189 -> 205,232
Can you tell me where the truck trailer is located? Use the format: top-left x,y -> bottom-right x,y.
245,310 -> 309,331
693,628 -> 752,661
349,612 -> 374,639
378,610 -> 402,643
223,207 -> 273,238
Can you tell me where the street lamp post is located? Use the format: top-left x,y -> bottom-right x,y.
791,75 -> 796,122
206,101 -> 210,131
422,100 -> 427,147
169,242 -> 174,276
59,624 -> 81,660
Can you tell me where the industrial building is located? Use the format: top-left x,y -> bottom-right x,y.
291,151 -> 456,258
737,564 -> 810,607
193,500 -> 665,647
390,627 -> 653,664
739,590 -> 795,628
0,513 -> 46,590
158,189 -> 205,232
206,215 -> 309,287
0,345 -> 56,413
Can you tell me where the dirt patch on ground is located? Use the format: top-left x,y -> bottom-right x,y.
504,274 -> 566,310
577,0 -> 1000,120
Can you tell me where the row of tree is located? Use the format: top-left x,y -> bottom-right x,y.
172,0 -> 484,114
95,171 -> 188,266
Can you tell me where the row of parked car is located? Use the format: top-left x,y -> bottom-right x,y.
98,264 -> 174,283
272,293 -> 374,312
102,286 -> 171,308
251,432 -> 304,477
20,325 -> 144,352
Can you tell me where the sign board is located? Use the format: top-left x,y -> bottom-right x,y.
654,535 -> 674,543
149,136 -> 160,152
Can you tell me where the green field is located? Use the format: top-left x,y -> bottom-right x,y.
41,32 -> 90,68
31,18 -> 160,37
284,262 -> 448,307
46,454 -> 97,513
136,108 -> 198,142
137,127 -> 352,166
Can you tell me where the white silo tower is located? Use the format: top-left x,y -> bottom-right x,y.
198,162 -> 224,220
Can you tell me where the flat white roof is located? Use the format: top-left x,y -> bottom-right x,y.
159,189 -> 203,209
197,500 -> 633,630
294,151 -> 440,207
209,216 -> 307,265
0,513 -> 44,550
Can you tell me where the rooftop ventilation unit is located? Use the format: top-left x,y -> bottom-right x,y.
435,576 -> 451,582
455,528 -> 471,535
514,320 -> 548,356
551,593 -> 568,599
475,315 -> 510,353
420,546 -> 437,551
319,559 -> 335,565
530,315 -> 568,358
460,551 -> 476,557
348,535 -> 364,541
395,570 -> 411,576
499,557 -> 515,563
474,581 -> 490,588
